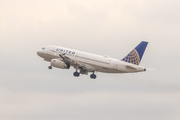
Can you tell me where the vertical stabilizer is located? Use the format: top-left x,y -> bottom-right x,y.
121,41 -> 148,65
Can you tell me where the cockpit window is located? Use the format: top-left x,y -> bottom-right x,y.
42,47 -> 45,50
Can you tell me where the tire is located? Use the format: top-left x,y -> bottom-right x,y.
48,66 -> 52,69
73,72 -> 80,77
90,74 -> 96,79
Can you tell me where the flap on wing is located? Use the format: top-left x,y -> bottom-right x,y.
59,53 -> 76,64
59,53 -> 96,72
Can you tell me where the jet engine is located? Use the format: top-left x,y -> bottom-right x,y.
51,59 -> 70,69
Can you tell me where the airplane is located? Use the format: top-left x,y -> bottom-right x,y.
37,41 -> 148,79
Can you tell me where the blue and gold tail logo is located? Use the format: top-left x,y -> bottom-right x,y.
122,49 -> 140,65
121,41 -> 148,65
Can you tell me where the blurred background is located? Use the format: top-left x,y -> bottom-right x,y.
0,0 -> 180,120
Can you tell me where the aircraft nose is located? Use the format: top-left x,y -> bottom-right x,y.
37,50 -> 41,56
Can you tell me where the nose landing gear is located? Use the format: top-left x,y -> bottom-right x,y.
48,66 -> 52,69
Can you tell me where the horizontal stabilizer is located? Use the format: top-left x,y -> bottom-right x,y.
125,65 -> 137,70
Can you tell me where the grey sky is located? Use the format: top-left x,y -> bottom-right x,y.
0,0 -> 180,120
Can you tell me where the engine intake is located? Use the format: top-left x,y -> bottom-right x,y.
51,59 -> 70,69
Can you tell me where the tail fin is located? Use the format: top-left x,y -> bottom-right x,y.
121,41 -> 148,65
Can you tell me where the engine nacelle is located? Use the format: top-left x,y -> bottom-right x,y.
51,59 -> 69,69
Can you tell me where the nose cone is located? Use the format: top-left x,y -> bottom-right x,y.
37,50 -> 40,56
37,50 -> 43,57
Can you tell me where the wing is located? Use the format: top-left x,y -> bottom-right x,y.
59,53 -> 96,73
59,53 -> 76,65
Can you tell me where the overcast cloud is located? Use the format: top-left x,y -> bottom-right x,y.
0,0 -> 180,120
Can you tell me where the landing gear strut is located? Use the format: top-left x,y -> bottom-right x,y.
48,66 -> 52,69
73,71 -> 80,77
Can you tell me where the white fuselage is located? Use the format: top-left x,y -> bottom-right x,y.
37,45 -> 146,74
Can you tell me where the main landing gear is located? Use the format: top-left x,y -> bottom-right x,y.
90,73 -> 96,79
48,66 -> 52,69
73,71 -> 96,79
73,71 -> 80,77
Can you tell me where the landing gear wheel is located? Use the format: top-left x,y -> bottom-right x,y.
48,66 -> 52,69
73,72 -> 80,77
90,74 -> 96,79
